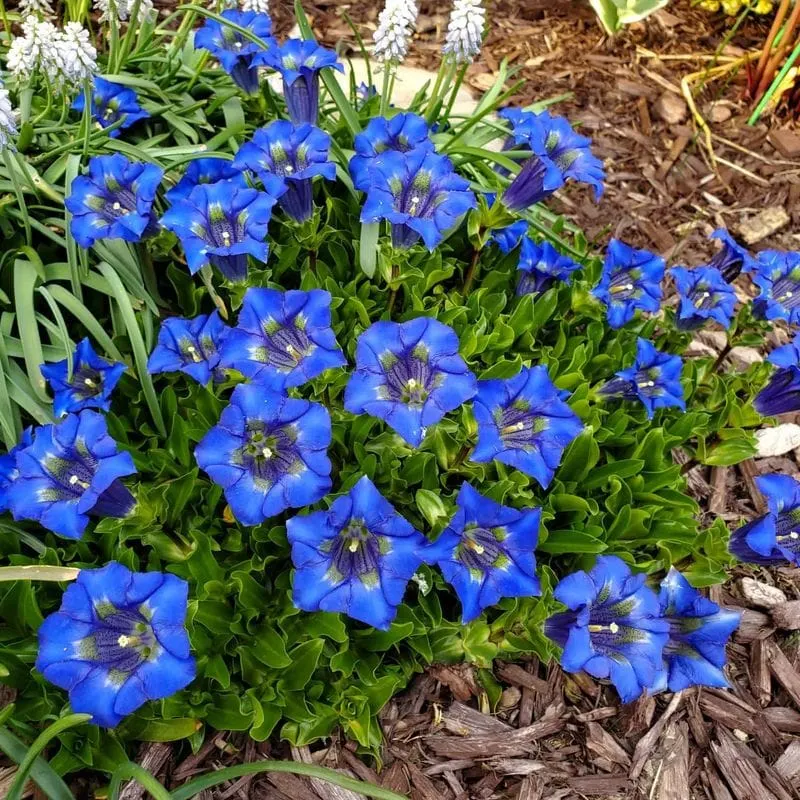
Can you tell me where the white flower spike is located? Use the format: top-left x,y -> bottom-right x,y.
0,85 -> 18,151
373,0 -> 418,64
18,0 -> 55,18
94,0 -> 154,24
58,23 -> 98,86
6,18 -> 62,83
443,0 -> 485,64
240,0 -> 269,12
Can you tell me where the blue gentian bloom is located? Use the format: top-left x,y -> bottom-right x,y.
755,334 -> 800,416
500,150 -> 564,213
71,77 -> 150,138
287,475 -> 427,630
752,250 -> 800,325
729,474 -> 800,566
652,568 -> 740,693
0,427 -> 33,513
164,157 -> 245,205
545,555 -> 669,703
345,318 -> 477,448
471,365 -> 583,489
592,239 -> 664,329
349,113 -> 434,192
66,154 -> 163,249
670,266 -> 736,331
40,338 -> 126,418
517,237 -> 581,296
424,483 -> 541,623
7,411 -> 136,540
148,311 -> 229,385
194,10 -> 275,94
220,288 -> 345,388
161,178 -> 285,282
195,383 -> 331,525
257,39 -> 343,124
360,150 -> 477,250
233,121 -> 335,222
36,562 -> 195,728
598,338 -> 685,420
709,228 -> 756,282
356,82 -> 377,108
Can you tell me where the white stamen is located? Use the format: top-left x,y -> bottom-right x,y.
407,378 -> 418,389
262,447 -> 273,459
348,539 -> 359,553
117,634 -> 131,647
791,532 -> 799,540
112,201 -> 121,210
83,377 -> 95,387
284,164 -> 293,174
609,622 -> 620,634
69,474 -> 79,485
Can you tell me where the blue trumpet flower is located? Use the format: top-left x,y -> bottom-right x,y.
592,239 -> 664,329
516,237 -> 581,296
471,365 -> 583,489
0,427 -> 33,513
164,158 -> 245,205
287,475 -> 427,630
500,150 -> 564,213
220,288 -> 345,388
148,311 -> 229,385
161,177 -> 285,282
424,483 -> 541,623
345,318 -> 476,448
7,411 -> 136,540
670,265 -> 736,331
752,250 -> 800,326
194,10 -> 275,94
233,121 -> 335,222
36,562 -> 195,728
546,556 -> 669,703
708,228 -> 755,282
41,338 -> 126,418
360,150 -> 476,250
66,154 -> 163,249
349,113 -> 434,192
755,334 -> 800,416
257,39 -> 342,124
194,383 -> 331,525
72,77 -> 150,138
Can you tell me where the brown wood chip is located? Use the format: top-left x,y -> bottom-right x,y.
585,721 -> 631,768
656,720 -> 689,800
766,639 -> 800,709
630,691 -> 683,780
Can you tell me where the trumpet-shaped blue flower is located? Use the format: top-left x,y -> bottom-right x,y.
40,338 -> 126,418
592,239 -> 664,329
545,556 -> 669,703
708,228 -> 755,282
345,318 -> 476,448
66,154 -> 162,249
598,338 -> 685,419
72,77 -> 150,138
755,334 -> 800,416
164,157 -> 245,205
424,483 -> 541,623
517,237 -> 581,296
194,10 -> 275,94
220,288 -> 345,388
500,150 -> 564,213
36,562 -> 195,728
0,427 -> 33,513
161,178 -> 285,282
360,150 -> 476,250
233,121 -> 335,222
471,365 -> 583,489
148,311 -> 229,385
287,475 -> 427,630
195,383 -> 331,525
257,39 -> 342,124
7,411 -> 136,540
671,265 -> 736,330
652,568 -> 740,692
349,113 -> 434,191
752,250 -> 800,325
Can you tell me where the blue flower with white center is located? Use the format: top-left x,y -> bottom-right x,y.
164,158 -> 245,205
148,311 -> 229,385
360,150 -> 477,250
424,483 -> 541,623
160,177 -> 285,282
233,121 -> 335,222
349,113 -> 434,192
345,318 -> 477,448
66,154 -> 163,249
220,288 -> 345,388
545,555 -> 669,703
708,228 -> 756,282
256,39 -> 343,124
755,334 -> 800,417
651,568 -> 740,693
194,383 -> 331,525
670,265 -> 736,331
752,250 -> 800,325
592,239 -> 664,329
72,77 -> 150,138
516,237 -> 581,296
287,475 -> 426,630
35,562 -> 195,729
0,427 -> 33,514
598,338 -> 685,420
194,10 -> 275,94
40,338 -> 126,418
471,365 -> 583,489
499,150 -> 564,213
7,411 -> 136,540
729,474 -> 800,566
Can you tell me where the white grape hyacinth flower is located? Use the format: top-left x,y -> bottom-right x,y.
94,0 -> 154,24
240,0 -> 269,12
0,85 -> 18,151
18,0 -> 55,18
6,17 -> 62,83
443,0 -> 485,64
58,23 -> 98,87
373,0 -> 418,64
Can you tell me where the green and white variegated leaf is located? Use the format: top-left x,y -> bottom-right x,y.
589,0 -> 670,34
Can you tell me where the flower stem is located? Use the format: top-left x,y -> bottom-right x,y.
379,62 -> 394,116
462,247 -> 481,295
386,263 -> 400,317
710,342 -> 732,373
441,62 -> 469,125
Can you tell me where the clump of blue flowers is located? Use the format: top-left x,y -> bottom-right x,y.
72,76 -> 150,137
